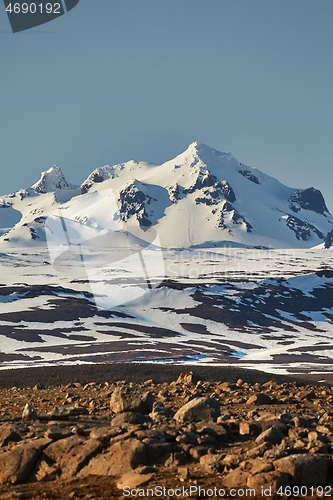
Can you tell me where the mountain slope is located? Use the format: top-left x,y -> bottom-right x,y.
0,143 -> 332,249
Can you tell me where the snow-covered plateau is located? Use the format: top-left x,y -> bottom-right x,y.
1,142 -> 333,374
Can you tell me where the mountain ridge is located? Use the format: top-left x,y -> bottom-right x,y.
1,142 -> 332,249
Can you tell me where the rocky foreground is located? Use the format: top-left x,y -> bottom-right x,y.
0,366 -> 332,499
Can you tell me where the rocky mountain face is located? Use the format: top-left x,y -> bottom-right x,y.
0,143 -> 332,248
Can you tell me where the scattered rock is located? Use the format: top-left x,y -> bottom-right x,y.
44,426 -> 73,441
247,470 -> 290,491
255,426 -> 284,445
110,386 -> 154,414
246,393 -> 273,405
79,438 -> 147,477
274,454 -> 327,486
174,397 -> 220,422
48,405 -> 88,419
22,404 -> 37,421
0,425 -> 22,447
111,411 -> 153,426
116,471 -> 153,489
0,369 -> 332,499
239,421 -> 261,436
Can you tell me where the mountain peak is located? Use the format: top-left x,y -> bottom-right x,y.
32,165 -> 73,194
184,142 -> 235,162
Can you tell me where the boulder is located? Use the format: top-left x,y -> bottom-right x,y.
0,438 -> 50,484
44,435 -> 102,478
247,471 -> 290,492
49,405 -> 88,419
89,426 -> 122,441
239,422 -> 262,436
255,426 -> 284,445
174,397 -> 220,423
110,386 -> 154,414
199,453 -> 223,473
79,438 -> 148,476
44,426 -> 73,441
0,425 -> 22,447
246,393 -> 273,405
224,468 -> 250,489
111,412 -> 153,426
274,454 -> 327,486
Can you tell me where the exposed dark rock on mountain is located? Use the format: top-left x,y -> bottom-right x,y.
185,171 -> 217,193
167,183 -> 183,202
286,215 -> 324,241
325,229 -> 333,249
218,201 -> 252,232
238,168 -> 260,185
81,172 -> 105,194
195,180 -> 236,206
289,187 -> 330,215
118,182 -> 154,228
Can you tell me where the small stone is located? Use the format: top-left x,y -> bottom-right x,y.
245,442 -> 272,458
239,422 -> 261,436
255,426 -> 284,445
89,426 -> 122,441
246,393 -> 273,405
44,426 -> 73,441
189,446 -> 209,460
178,467 -> 190,481
33,383 -> 44,391
22,404 -> 37,421
297,390 -> 316,401
116,472 -> 153,489
199,453 -> 222,473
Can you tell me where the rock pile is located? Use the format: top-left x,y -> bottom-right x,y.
0,373 -> 332,498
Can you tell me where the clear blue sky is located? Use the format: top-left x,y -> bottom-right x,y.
1,1 -> 333,211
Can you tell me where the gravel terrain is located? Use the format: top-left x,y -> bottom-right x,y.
0,363 -> 331,499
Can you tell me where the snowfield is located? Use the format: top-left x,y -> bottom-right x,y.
0,247 -> 332,374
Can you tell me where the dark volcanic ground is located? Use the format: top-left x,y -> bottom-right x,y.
0,362 -> 330,390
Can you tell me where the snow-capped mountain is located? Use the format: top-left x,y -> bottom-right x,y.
1,142 -> 332,248
1,144 -> 333,374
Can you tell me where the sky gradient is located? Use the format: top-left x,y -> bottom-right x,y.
1,1 -> 333,211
